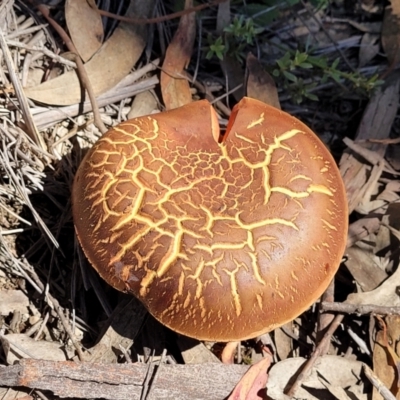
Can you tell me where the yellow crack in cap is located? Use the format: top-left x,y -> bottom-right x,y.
72,97 -> 348,341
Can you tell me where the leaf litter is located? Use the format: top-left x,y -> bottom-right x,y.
1,0 -> 400,399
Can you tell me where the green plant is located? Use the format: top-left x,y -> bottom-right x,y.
272,50 -> 383,104
206,15 -> 263,61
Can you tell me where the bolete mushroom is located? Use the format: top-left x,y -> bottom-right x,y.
72,97 -> 348,341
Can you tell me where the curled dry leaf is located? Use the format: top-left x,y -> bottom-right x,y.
228,354 -> 272,400
222,341 -> 239,364
25,0 -> 155,105
161,0 -> 196,110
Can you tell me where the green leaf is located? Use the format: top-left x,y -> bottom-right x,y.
296,52 -> 308,64
299,62 -> 313,69
329,72 -> 342,84
331,58 -> 340,69
283,70 -> 298,82
304,92 -> 319,101
308,55 -> 327,69
272,69 -> 280,77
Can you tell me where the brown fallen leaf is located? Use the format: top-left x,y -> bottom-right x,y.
222,341 -> 239,364
358,32 -> 380,67
245,53 -> 280,109
391,0 -> 400,18
382,3 -> 400,67
177,335 -> 220,364
345,246 -> 388,293
267,356 -> 366,400
1,333 -> 75,364
25,0 -> 154,105
228,354 -> 272,400
346,266 -> 400,308
217,1 -> 244,102
373,315 -> 400,399
65,0 -> 103,62
339,74 -> 400,213
160,0 -> 196,109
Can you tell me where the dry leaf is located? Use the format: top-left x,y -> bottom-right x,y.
345,246 -> 388,294
358,33 -> 380,67
25,0 -> 155,105
160,0 -> 196,110
65,0 -> 103,62
0,389 -> 33,400
347,217 -> 381,248
382,4 -> 400,66
390,0 -> 400,17
373,315 -> 400,399
228,355 -> 272,400
220,55 -> 245,102
245,53 -> 280,109
222,341 -> 239,364
0,290 -> 29,316
266,356 -> 366,400
127,91 -> 159,119
177,335 -> 220,364
217,1 -> 244,102
340,75 -> 400,213
346,266 -> 400,307
274,325 -> 293,361
1,334 -> 75,364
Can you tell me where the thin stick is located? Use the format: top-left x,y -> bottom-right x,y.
34,3 -> 107,134
298,0 -> 355,72
321,302 -> 400,316
285,314 -> 344,397
316,279 -> 335,355
363,364 -> 397,400
0,28 -> 46,150
88,0 -> 228,25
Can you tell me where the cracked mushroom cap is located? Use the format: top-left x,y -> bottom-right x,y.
72,97 -> 348,341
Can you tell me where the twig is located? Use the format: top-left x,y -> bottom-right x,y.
145,349 -> 167,400
316,279 -> 335,355
347,327 -> 371,356
6,39 -> 77,67
0,334 -> 38,359
88,0 -> 228,25
33,3 -> 107,134
17,257 -> 85,361
363,364 -> 397,400
285,314 -> 344,397
321,302 -> 400,316
140,351 -> 156,400
0,28 -> 47,150
298,0 -> 355,72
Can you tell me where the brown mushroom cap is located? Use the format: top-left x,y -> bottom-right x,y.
72,97 -> 348,341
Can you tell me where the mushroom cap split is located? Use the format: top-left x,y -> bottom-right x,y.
72,97 -> 348,341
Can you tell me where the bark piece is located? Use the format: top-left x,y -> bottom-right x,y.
0,358 -> 249,400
